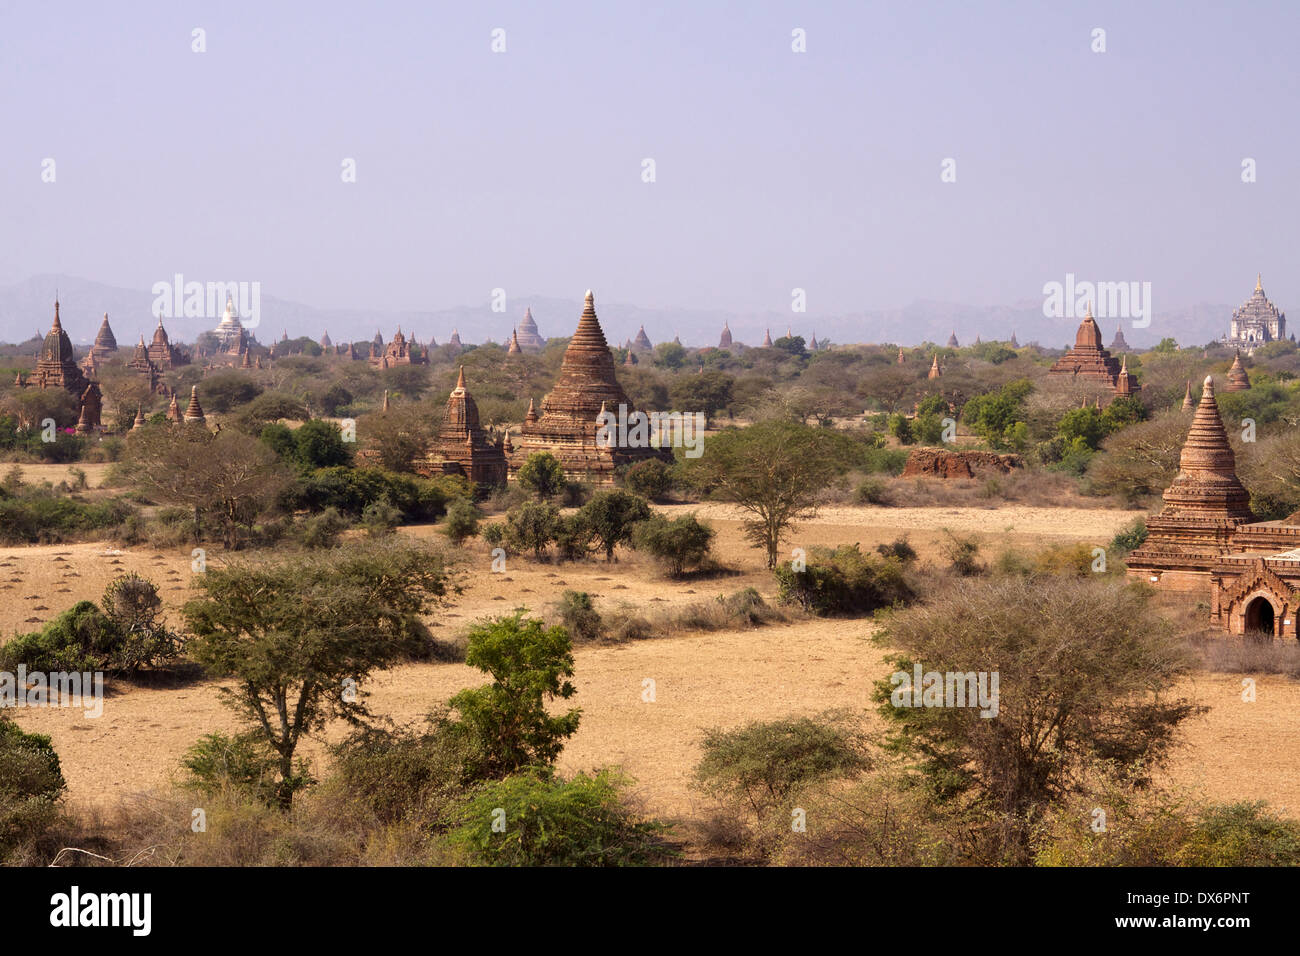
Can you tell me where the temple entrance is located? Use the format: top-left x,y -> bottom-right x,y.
1244,597 -> 1276,636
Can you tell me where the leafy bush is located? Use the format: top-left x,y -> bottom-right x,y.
181,731 -> 284,806
0,575 -> 181,675
299,466 -> 466,522
622,458 -> 675,501
694,715 -> 869,818
1108,519 -> 1148,557
631,513 -> 715,576
0,494 -> 135,545
296,506 -> 349,549
360,497 -> 402,537
449,613 -> 580,780
553,514 -> 594,562
555,591 -> 603,643
855,476 -> 889,505
328,717 -> 478,824
577,490 -> 651,561
504,501 -> 559,559
774,544 -> 913,615
0,717 -> 66,861
481,522 -> 505,547
442,499 -> 480,544
875,537 -> 917,563
516,452 -> 565,501
444,769 -> 669,866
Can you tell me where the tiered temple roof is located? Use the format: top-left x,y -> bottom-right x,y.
183,386 -> 205,424
1046,305 -> 1139,395
91,313 -> 118,359
1226,350 -> 1251,391
1125,375 -> 1253,591
1227,274 -> 1285,355
633,325 -> 652,351
718,322 -> 732,349
515,308 -> 545,350
420,366 -> 507,489
510,290 -> 673,481
946,331 -> 959,348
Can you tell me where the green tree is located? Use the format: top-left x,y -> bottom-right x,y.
505,501 -> 559,559
516,452 -> 566,501
871,576 -> 1201,864
577,489 -> 651,561
684,421 -> 841,568
449,612 -> 581,779
632,513 -> 715,576
183,542 -> 457,807
294,419 -> 353,469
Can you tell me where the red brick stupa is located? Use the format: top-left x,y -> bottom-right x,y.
1126,375 -> 1254,590
1226,350 -> 1251,391
510,290 -> 672,481
91,313 -> 118,359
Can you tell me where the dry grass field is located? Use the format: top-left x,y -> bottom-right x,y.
5,501 -> 1299,823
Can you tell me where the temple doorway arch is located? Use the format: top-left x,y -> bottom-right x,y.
1244,596 -> 1276,636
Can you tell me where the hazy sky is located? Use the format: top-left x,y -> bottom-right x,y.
2,0 -> 1296,316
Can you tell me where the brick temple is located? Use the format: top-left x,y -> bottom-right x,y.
1127,374 -> 1300,638
1047,305 -> 1139,395
23,300 -> 103,432
509,290 -> 673,481
417,366 -> 508,490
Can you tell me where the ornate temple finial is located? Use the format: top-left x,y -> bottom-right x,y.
1203,374 -> 1215,396
1085,300 -> 1093,319
1257,272 -> 1262,292
456,365 -> 466,389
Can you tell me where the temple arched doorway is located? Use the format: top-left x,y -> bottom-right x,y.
1244,596 -> 1276,636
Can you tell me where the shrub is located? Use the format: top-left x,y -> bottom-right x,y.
442,499 -> 480,544
552,514 -> 594,562
942,530 -> 984,576
555,591 -> 603,643
774,544 -> 913,615
298,467 -> 466,523
1109,518 -> 1148,556
855,476 -> 889,505
631,513 -> 715,576
0,601 -> 121,673
180,732 -> 284,806
577,490 -> 651,562
516,452 -> 565,501
481,522 -> 505,547
297,507 -> 349,549
0,717 -> 66,861
328,717 -> 477,825
875,537 -> 917,563
444,769 -> 669,866
360,497 -> 402,537
694,715 -> 869,819
449,613 -> 580,780
622,458 -> 675,501
504,501 -> 559,559
100,573 -> 183,674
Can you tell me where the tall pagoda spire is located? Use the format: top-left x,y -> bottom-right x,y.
1159,376 -> 1252,518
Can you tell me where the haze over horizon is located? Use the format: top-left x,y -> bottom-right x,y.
3,1 -> 1297,336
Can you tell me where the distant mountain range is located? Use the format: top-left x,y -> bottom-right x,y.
0,274 -> 1235,352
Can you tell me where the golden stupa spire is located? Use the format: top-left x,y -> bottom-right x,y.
1256,272 -> 1262,292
